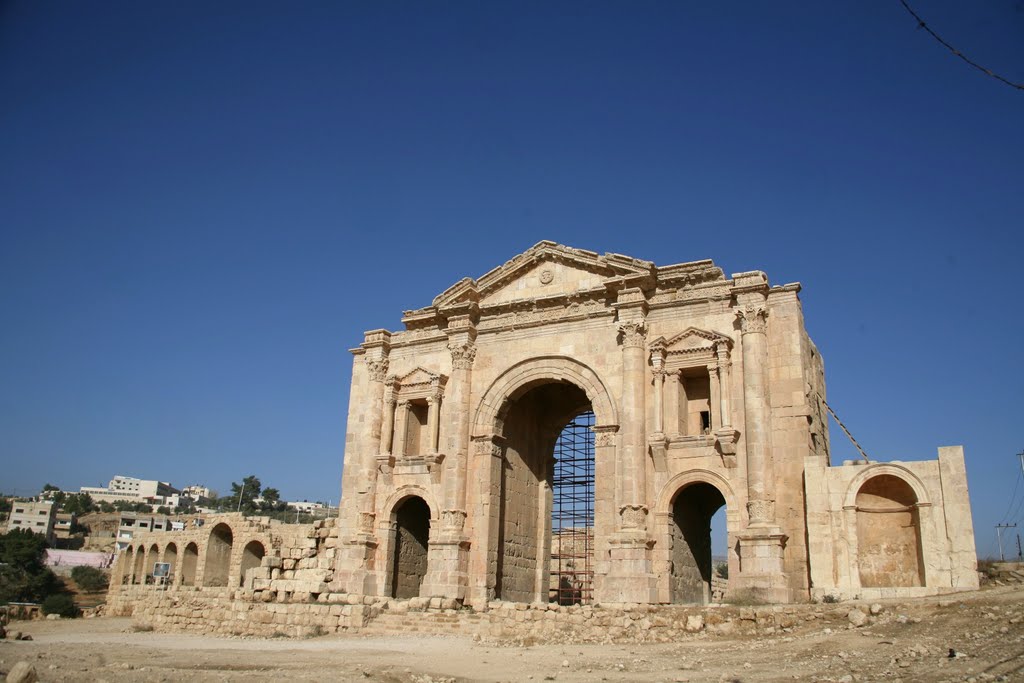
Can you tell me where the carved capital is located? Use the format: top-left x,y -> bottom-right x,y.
736,306 -> 769,335
365,358 -> 389,382
441,509 -> 467,531
358,511 -> 376,533
618,321 -> 647,348
448,342 -> 477,370
746,499 -> 775,524
619,504 -> 649,530
592,425 -> 619,448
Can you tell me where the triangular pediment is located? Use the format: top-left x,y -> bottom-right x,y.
396,367 -> 447,389
431,241 -> 655,309
657,327 -> 732,352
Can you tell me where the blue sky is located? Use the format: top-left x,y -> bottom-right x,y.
1,2 -> 1021,557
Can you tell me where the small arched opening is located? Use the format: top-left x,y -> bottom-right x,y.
162,543 -> 178,584
239,540 -> 266,588
390,496 -> 431,599
669,482 -> 727,604
133,545 -> 146,584
121,547 -> 134,585
181,542 -> 199,586
203,524 -> 234,587
856,474 -> 924,588
147,543 -> 159,584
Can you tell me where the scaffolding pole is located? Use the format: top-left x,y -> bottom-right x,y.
550,411 -> 595,605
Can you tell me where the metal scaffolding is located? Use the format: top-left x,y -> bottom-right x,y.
550,410 -> 595,605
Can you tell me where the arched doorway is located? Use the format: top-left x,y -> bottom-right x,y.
669,482 -> 726,604
495,381 -> 592,603
133,545 -> 145,584
162,543 -> 178,584
204,524 -> 233,587
239,540 -> 265,588
181,542 -> 199,586
856,475 -> 924,587
391,496 -> 431,599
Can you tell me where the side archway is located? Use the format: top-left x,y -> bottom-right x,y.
239,540 -> 266,588
203,523 -> 234,587
181,542 -> 199,586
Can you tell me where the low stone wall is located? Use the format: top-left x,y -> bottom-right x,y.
107,586 -> 376,638
111,584 -> 836,642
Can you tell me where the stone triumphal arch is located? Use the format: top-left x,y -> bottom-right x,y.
334,242 -> 979,605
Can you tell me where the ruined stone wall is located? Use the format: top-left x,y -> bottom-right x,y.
803,447 -> 979,600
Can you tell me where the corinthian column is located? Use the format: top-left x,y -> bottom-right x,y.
736,305 -> 773,525
618,320 -> 648,529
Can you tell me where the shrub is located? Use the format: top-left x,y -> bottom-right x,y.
41,593 -> 79,618
71,566 -> 109,592
715,562 -> 729,579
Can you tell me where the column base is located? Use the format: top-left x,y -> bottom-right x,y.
333,534 -> 381,596
599,532 -> 658,604
420,534 -> 470,601
729,528 -> 791,603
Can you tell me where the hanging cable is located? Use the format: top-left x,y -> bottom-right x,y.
897,0 -> 1024,91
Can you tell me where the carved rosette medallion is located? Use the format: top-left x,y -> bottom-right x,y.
746,499 -> 775,524
618,321 -> 647,349
735,306 -> 769,335
441,509 -> 467,531
619,504 -> 649,530
365,358 -> 389,382
448,342 -> 477,370
539,269 -> 554,285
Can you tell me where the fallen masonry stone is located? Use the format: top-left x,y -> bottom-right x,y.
869,603 -> 883,615
6,661 -> 39,683
848,609 -> 868,627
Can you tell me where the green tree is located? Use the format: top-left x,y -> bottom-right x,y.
70,566 -> 109,592
41,593 -> 78,618
42,483 -> 60,492
0,528 -> 62,603
230,475 -> 261,511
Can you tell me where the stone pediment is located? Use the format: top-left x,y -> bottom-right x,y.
431,241 -> 655,311
395,367 -> 447,391
650,328 -> 732,367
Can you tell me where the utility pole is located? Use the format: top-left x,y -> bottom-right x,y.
236,483 -> 245,513
1017,533 -> 1022,562
996,523 -> 1017,561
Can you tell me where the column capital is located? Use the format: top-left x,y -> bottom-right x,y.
618,320 -> 647,348
618,504 -> 649,530
736,305 -> 769,335
365,357 -> 389,382
448,342 -> 477,370
746,499 -> 775,525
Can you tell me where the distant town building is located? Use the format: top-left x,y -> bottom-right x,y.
81,475 -> 180,505
53,512 -> 76,541
115,512 -> 175,552
6,500 -> 57,544
181,485 -> 213,501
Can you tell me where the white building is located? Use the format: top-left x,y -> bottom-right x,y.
6,500 -> 57,544
81,475 -> 179,505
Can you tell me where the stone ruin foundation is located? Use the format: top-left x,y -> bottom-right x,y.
107,242 -> 979,638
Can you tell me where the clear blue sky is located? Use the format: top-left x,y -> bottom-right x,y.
1,2 -> 1021,557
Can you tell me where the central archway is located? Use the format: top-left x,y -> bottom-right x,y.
473,357 -> 617,604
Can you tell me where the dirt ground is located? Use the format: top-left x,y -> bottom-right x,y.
2,585 -> 1023,683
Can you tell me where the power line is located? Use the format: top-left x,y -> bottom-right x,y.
897,0 -> 1024,91
1000,467 -> 1022,524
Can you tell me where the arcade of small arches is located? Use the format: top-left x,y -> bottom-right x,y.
115,522 -> 268,591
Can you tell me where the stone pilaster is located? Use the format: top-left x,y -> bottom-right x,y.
602,288 -> 657,603
422,309 -> 477,600
728,276 -> 789,602
336,329 -> 390,596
